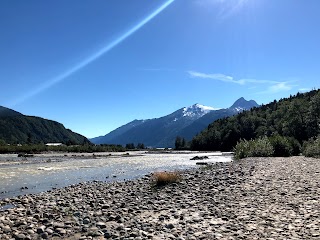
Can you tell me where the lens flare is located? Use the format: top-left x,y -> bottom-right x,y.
10,0 -> 175,107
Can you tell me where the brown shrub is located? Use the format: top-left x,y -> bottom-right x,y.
152,171 -> 182,187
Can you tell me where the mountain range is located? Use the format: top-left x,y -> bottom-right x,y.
91,97 -> 259,147
0,106 -> 89,145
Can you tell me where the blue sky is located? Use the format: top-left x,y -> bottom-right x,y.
1,0 -> 320,138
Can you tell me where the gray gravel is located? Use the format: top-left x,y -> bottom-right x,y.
0,156 -> 319,239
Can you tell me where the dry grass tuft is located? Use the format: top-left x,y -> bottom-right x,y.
152,171 -> 182,187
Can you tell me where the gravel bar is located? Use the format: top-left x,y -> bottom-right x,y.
0,156 -> 319,239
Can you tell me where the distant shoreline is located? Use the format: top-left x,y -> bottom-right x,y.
0,151 -> 230,167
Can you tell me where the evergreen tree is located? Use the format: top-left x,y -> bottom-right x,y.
175,136 -> 182,150
175,136 -> 187,150
191,89 -> 320,152
0,139 -> 6,146
136,143 -> 145,149
125,143 -> 135,149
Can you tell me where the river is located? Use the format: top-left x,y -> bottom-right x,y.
0,151 -> 232,199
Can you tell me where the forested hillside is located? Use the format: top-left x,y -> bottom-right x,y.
0,107 -> 90,145
191,89 -> 320,151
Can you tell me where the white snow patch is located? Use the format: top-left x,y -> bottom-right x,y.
196,104 -> 220,111
182,103 -> 221,118
235,107 -> 244,112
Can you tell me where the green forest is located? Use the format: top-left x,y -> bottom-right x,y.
0,116 -> 90,145
191,89 -> 320,154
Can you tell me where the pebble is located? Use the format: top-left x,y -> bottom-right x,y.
83,218 -> 90,224
0,156 -> 319,239
96,221 -> 106,229
36,226 -> 45,234
165,223 -> 175,229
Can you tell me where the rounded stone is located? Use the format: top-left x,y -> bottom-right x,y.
40,232 -> 49,239
83,218 -> 90,224
165,223 -> 175,229
96,222 -> 106,229
37,226 -> 45,234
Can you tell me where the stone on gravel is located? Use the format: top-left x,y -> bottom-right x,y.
0,156 -> 319,239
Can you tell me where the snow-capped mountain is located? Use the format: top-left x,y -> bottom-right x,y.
171,104 -> 220,123
182,104 -> 220,118
175,98 -> 259,141
90,98 -> 258,147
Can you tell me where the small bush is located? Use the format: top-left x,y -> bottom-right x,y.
303,137 -> 320,158
233,139 -> 250,160
234,137 -> 274,160
152,171 -> 182,186
250,137 -> 274,157
287,137 -> 301,156
269,135 -> 293,157
234,135 -> 303,159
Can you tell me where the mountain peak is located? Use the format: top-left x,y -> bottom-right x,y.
90,96 -> 260,148
230,97 -> 259,111
182,103 -> 219,118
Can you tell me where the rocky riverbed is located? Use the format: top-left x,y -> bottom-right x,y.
0,156 -> 319,239
0,151 -> 231,198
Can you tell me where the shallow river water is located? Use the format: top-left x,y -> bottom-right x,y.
0,151 -> 232,199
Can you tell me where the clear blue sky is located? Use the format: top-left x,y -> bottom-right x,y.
1,0 -> 320,138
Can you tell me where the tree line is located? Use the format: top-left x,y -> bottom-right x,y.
0,143 -> 126,154
125,143 -> 145,150
190,89 -> 320,152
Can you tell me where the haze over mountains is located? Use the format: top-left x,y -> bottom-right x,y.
91,97 -> 259,148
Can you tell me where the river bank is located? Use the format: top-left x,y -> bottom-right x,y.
0,151 -> 231,199
0,156 -> 319,239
